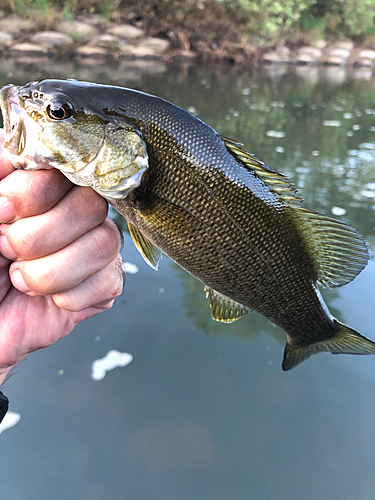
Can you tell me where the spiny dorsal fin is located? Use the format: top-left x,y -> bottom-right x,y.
222,136 -> 302,206
295,208 -> 369,288
127,222 -> 162,270
282,320 -> 375,371
205,286 -> 250,323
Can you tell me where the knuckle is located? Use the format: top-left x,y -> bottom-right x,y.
91,220 -> 122,260
23,262 -> 59,294
8,222 -> 43,259
74,187 -> 108,221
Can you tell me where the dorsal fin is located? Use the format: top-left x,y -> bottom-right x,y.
295,208 -> 369,288
127,222 -> 162,270
222,136 -> 369,289
222,136 -> 302,206
205,286 -> 250,323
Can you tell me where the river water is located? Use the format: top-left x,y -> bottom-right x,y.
1,58 -> 375,500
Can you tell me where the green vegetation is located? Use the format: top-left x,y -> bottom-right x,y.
3,0 -> 375,42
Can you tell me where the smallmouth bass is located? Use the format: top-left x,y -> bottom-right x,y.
1,79 -> 374,370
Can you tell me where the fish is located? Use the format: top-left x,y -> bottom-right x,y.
1,78 -> 375,371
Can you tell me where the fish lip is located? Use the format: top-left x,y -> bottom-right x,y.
0,85 -> 17,137
0,85 -> 27,157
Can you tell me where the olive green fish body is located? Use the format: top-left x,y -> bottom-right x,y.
2,79 -> 375,370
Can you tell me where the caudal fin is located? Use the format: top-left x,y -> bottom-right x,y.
282,320 -> 375,371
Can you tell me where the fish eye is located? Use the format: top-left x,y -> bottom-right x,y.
46,102 -> 73,120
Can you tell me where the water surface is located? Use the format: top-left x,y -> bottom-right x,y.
1,59 -> 375,500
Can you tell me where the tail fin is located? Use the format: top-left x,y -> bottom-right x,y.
282,320 -> 375,371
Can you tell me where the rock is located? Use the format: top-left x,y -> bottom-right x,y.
89,34 -> 121,50
358,50 -> 375,60
353,57 -> 374,67
276,46 -> 290,62
0,17 -> 35,34
314,40 -> 327,50
79,14 -> 108,28
0,32 -> 13,47
330,48 -> 351,58
293,47 -> 321,64
59,21 -> 98,39
119,44 -> 162,58
108,24 -> 145,39
299,46 -> 322,59
10,43 -> 51,57
323,48 -> 351,65
75,45 -> 111,58
139,37 -> 170,55
335,40 -> 354,51
170,49 -> 197,61
293,53 -> 316,65
30,31 -> 74,48
261,51 -> 282,63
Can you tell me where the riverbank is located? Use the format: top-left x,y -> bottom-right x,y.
0,11 -> 375,70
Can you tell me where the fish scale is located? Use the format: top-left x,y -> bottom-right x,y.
1,79 -> 375,370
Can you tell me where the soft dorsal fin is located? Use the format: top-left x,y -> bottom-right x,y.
127,222 -> 162,270
222,137 -> 369,289
205,286 -> 250,323
222,136 -> 302,206
295,208 -> 369,288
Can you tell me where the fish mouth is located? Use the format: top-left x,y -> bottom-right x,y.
0,85 -> 27,157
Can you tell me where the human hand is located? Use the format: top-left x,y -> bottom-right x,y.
0,129 -> 123,385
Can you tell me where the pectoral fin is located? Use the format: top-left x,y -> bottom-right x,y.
282,320 -> 375,371
205,286 -> 250,323
127,221 -> 162,270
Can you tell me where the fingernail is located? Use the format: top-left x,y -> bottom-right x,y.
11,269 -> 30,293
0,235 -> 17,260
0,197 -> 15,223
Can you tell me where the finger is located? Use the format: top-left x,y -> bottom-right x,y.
52,253 -> 124,312
9,219 -> 121,295
0,254 -> 11,302
0,129 -> 15,180
1,186 -> 109,261
0,168 -> 73,223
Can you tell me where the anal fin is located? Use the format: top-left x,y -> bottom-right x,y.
127,222 -> 162,270
205,286 -> 250,323
282,320 -> 375,371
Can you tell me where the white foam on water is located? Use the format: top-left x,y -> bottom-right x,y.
352,124 -> 361,131
122,261 -> 139,274
275,146 -> 285,153
91,350 -> 133,381
331,206 -> 347,216
323,120 -> 342,127
266,130 -> 286,138
343,112 -> 353,119
0,411 -> 21,435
